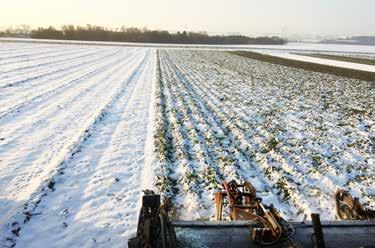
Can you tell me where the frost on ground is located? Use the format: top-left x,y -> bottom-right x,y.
256,50 -> 375,73
0,43 -> 156,247
154,49 -> 374,221
0,43 -> 374,247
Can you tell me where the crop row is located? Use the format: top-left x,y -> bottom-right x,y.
154,49 -> 374,220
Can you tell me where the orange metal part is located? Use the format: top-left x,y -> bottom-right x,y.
215,180 -> 292,245
335,189 -> 375,220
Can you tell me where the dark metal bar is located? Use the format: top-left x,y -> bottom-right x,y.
172,220 -> 258,227
180,221 -> 371,229
311,213 -> 326,248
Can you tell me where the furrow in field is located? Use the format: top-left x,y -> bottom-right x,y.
0,44 -> 52,55
159,52 -> 227,185
0,48 -> 139,118
171,53 -> 315,218
0,48 -> 141,165
168,50 -> 348,218
0,47 -> 116,85
163,49 -> 374,219
154,51 -> 180,201
157,50 -> 291,218
161,50 -> 270,218
186,50 -> 374,217
0,46 -> 103,73
0,44 -> 39,54
158,51 -> 212,219
0,48 -> 149,244
0,44 -> 67,54
14,49 -> 155,248
0,45 -> 85,62
0,46 -> 97,69
162,51 -> 244,182
0,45 -> 78,61
170,51 -> 318,213
0,48 -> 135,130
0,47 -> 112,87
161,50 -> 296,218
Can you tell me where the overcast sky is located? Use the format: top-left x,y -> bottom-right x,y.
1,0 -> 374,36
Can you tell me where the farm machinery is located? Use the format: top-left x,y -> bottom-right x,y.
128,180 -> 375,248
335,189 -> 375,221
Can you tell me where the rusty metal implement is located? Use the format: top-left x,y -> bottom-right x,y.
215,180 -> 295,245
128,186 -> 375,247
128,190 -> 176,248
335,189 -> 375,220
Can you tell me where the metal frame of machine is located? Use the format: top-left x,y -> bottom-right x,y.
214,180 -> 294,245
335,189 -> 375,221
128,181 -> 375,248
128,190 -> 176,248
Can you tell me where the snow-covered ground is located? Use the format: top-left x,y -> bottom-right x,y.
2,38 -> 375,54
4,38 -> 375,73
0,43 -> 156,247
0,42 -> 374,247
154,49 -> 374,221
257,50 -> 375,73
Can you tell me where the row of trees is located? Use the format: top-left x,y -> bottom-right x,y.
0,25 -> 31,37
30,25 -> 287,45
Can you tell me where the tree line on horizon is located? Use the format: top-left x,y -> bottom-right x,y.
13,25 -> 287,45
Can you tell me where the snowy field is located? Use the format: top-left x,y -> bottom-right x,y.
257,50 -> 375,73
3,37 -> 375,54
0,42 -> 374,247
0,43 -> 156,247
155,50 -> 374,221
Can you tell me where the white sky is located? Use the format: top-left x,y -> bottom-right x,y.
1,0 -> 374,36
